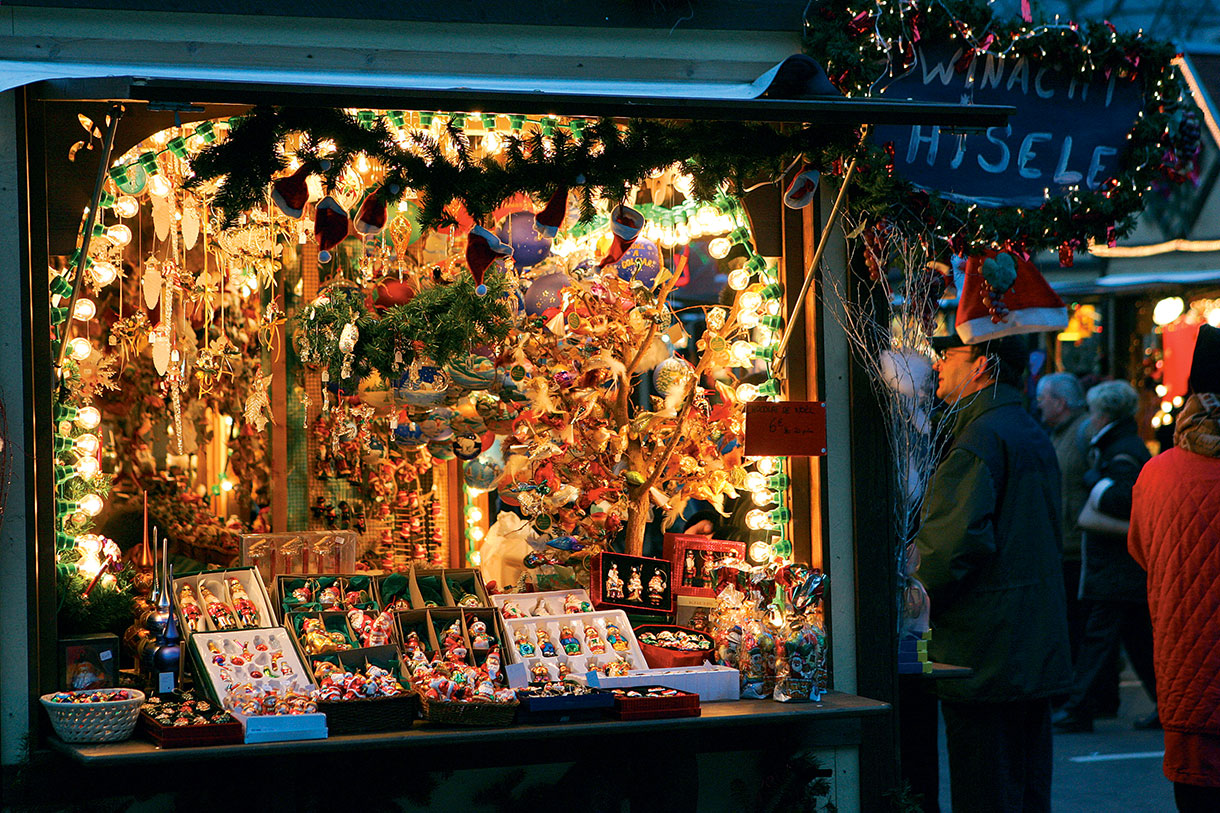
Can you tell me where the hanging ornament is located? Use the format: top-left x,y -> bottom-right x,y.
150,321 -> 171,376
465,225 -> 513,296
271,161 -> 329,219
314,195 -> 350,263
598,204 -> 645,267
523,271 -> 571,317
783,164 -> 820,209
354,184 -> 401,236
496,210 -> 551,269
142,260 -> 163,310
151,192 -> 174,242
613,238 -> 663,289
181,198 -> 201,249
533,186 -> 569,239
244,370 -> 273,433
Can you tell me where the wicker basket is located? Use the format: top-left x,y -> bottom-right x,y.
40,689 -> 146,743
319,693 -> 420,735
418,695 -> 519,727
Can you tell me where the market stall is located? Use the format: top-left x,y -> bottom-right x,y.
16,2 -> 1188,811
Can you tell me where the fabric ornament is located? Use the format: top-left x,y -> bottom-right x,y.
597,204 -> 645,268
955,251 -> 1067,343
354,184 -> 401,236
314,195 -> 350,263
783,164 -> 820,209
465,225 -> 513,296
271,160 -> 329,219
534,186 -> 569,238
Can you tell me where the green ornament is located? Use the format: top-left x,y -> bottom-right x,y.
982,253 -> 1018,293
625,471 -> 645,486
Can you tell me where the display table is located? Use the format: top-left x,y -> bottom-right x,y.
51,693 -> 888,767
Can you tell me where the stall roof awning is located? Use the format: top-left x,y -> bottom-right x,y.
7,57 -> 1013,127
1051,268 -> 1220,297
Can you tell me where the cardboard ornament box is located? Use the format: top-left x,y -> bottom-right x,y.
375,566 -> 490,611
662,534 -> 747,599
274,573 -> 381,617
500,608 -> 647,689
172,566 -> 277,645
586,664 -> 741,702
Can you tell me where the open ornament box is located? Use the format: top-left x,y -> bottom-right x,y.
172,566 -> 277,643
395,606 -> 507,671
374,566 -> 491,611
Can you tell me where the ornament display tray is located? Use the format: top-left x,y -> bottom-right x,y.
229,708 -> 328,744
490,588 -> 594,620
500,609 -> 647,689
607,686 -> 701,721
394,607 -> 506,670
375,566 -> 490,611
589,552 -> 675,615
273,573 -> 381,617
137,709 -> 243,748
186,627 -> 316,708
662,534 -> 747,599
586,664 -> 740,702
314,646 -> 419,735
171,566 -> 276,643
634,624 -> 715,669
514,687 -> 615,724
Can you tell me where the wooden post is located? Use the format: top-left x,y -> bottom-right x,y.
270,284 -> 289,532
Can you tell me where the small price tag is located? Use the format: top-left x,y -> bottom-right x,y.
99,650 -> 112,661
158,672 -> 175,693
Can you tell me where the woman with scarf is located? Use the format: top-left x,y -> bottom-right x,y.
1130,324 -> 1220,812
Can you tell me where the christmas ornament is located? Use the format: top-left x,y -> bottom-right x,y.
465,225 -> 513,296
533,186 -> 569,238
271,162 -> 324,219
496,210 -> 551,269
783,164 -> 820,209
314,196 -> 350,263
955,251 -> 1068,343
354,184 -> 401,235
523,271 -> 570,316
598,204 -> 645,268
614,238 -> 663,289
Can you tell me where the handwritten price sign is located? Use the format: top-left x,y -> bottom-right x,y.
744,401 -> 827,457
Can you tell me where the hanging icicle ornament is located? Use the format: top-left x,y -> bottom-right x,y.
338,321 -> 359,381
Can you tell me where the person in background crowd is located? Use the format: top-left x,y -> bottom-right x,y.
1036,372 -> 1121,716
916,335 -> 1071,813
1129,324 -> 1220,812
1053,380 -> 1157,733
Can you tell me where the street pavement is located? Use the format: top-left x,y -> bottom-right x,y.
936,672 -> 1175,811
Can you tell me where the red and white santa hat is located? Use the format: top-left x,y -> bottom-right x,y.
597,204 -> 646,268
955,250 -> 1068,343
533,186 -> 568,239
466,225 -> 513,295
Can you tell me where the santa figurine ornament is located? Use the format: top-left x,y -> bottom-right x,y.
465,225 -> 513,296
314,195 -> 350,263
598,204 -> 646,268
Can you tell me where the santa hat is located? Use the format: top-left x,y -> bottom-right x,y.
955,251 -> 1067,343
271,160 -> 330,219
783,164 -> 820,209
354,184 -> 401,236
597,204 -> 645,268
534,187 -> 568,239
466,225 -> 513,296
314,196 -> 350,263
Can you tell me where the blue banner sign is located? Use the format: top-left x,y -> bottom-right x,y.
874,43 -> 1143,208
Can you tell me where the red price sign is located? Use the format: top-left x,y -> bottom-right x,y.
743,401 -> 827,457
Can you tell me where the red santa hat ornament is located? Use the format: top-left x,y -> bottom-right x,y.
597,204 -> 646,268
466,225 -> 513,296
354,184 -> 401,236
955,250 -> 1068,343
271,159 -> 330,219
314,195 -> 350,263
534,187 -> 569,239
783,163 -> 820,209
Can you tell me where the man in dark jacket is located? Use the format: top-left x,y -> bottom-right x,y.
916,335 -> 1072,813
1053,380 -> 1156,733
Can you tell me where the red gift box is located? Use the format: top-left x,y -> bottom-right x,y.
662,534 -> 746,599
634,624 -> 714,669
608,685 -> 701,720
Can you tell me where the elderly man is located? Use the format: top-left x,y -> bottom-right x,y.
916,335 -> 1072,813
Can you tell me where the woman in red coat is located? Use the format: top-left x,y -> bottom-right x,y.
1129,324 -> 1220,812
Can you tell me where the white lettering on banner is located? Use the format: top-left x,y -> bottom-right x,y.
1087,146 -> 1119,189
922,52 -> 961,86
949,135 -> 968,169
906,125 -> 941,165
980,54 -> 1005,90
1034,67 -> 1054,99
1017,132 -> 1053,179
1053,136 -> 1084,185
1006,58 -> 1030,93
1106,73 -> 1117,108
978,125 -> 1012,173
1068,77 -> 1089,102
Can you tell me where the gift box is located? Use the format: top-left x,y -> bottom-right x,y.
586,664 -> 740,702
240,531 -> 360,583
171,567 -> 276,644
500,608 -> 647,688
634,624 -> 714,669
589,552 -> 675,615
137,691 -> 243,748
663,534 -> 746,599
229,707 -> 328,744
605,685 -> 701,721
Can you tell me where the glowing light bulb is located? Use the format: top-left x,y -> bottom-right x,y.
743,471 -> 766,493
482,132 -> 501,154
90,261 -> 118,287
708,237 -> 732,260
467,506 -> 484,523
74,434 -> 100,457
736,382 -> 759,402
68,337 -> 92,360
79,493 -> 104,517
75,456 -> 100,479
755,457 -> 779,475
76,406 -> 101,430
748,540 -> 772,563
72,298 -> 96,321
751,488 -> 775,506
727,267 -> 752,291
469,526 -> 486,542
220,479 -> 235,492
112,196 -> 139,218
1161,400 -> 1173,412
745,509 -> 769,531
675,223 -> 690,245
1152,414 -> 1163,429
1173,395 -> 1184,408
356,154 -> 370,174
739,291 -> 763,312
470,549 -> 482,567
105,224 -> 132,247
738,310 -> 760,329
147,175 -> 172,197
730,340 -> 755,366
1164,413 -> 1174,426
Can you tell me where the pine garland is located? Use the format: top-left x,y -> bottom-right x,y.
805,0 -> 1193,256
186,107 -> 858,230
